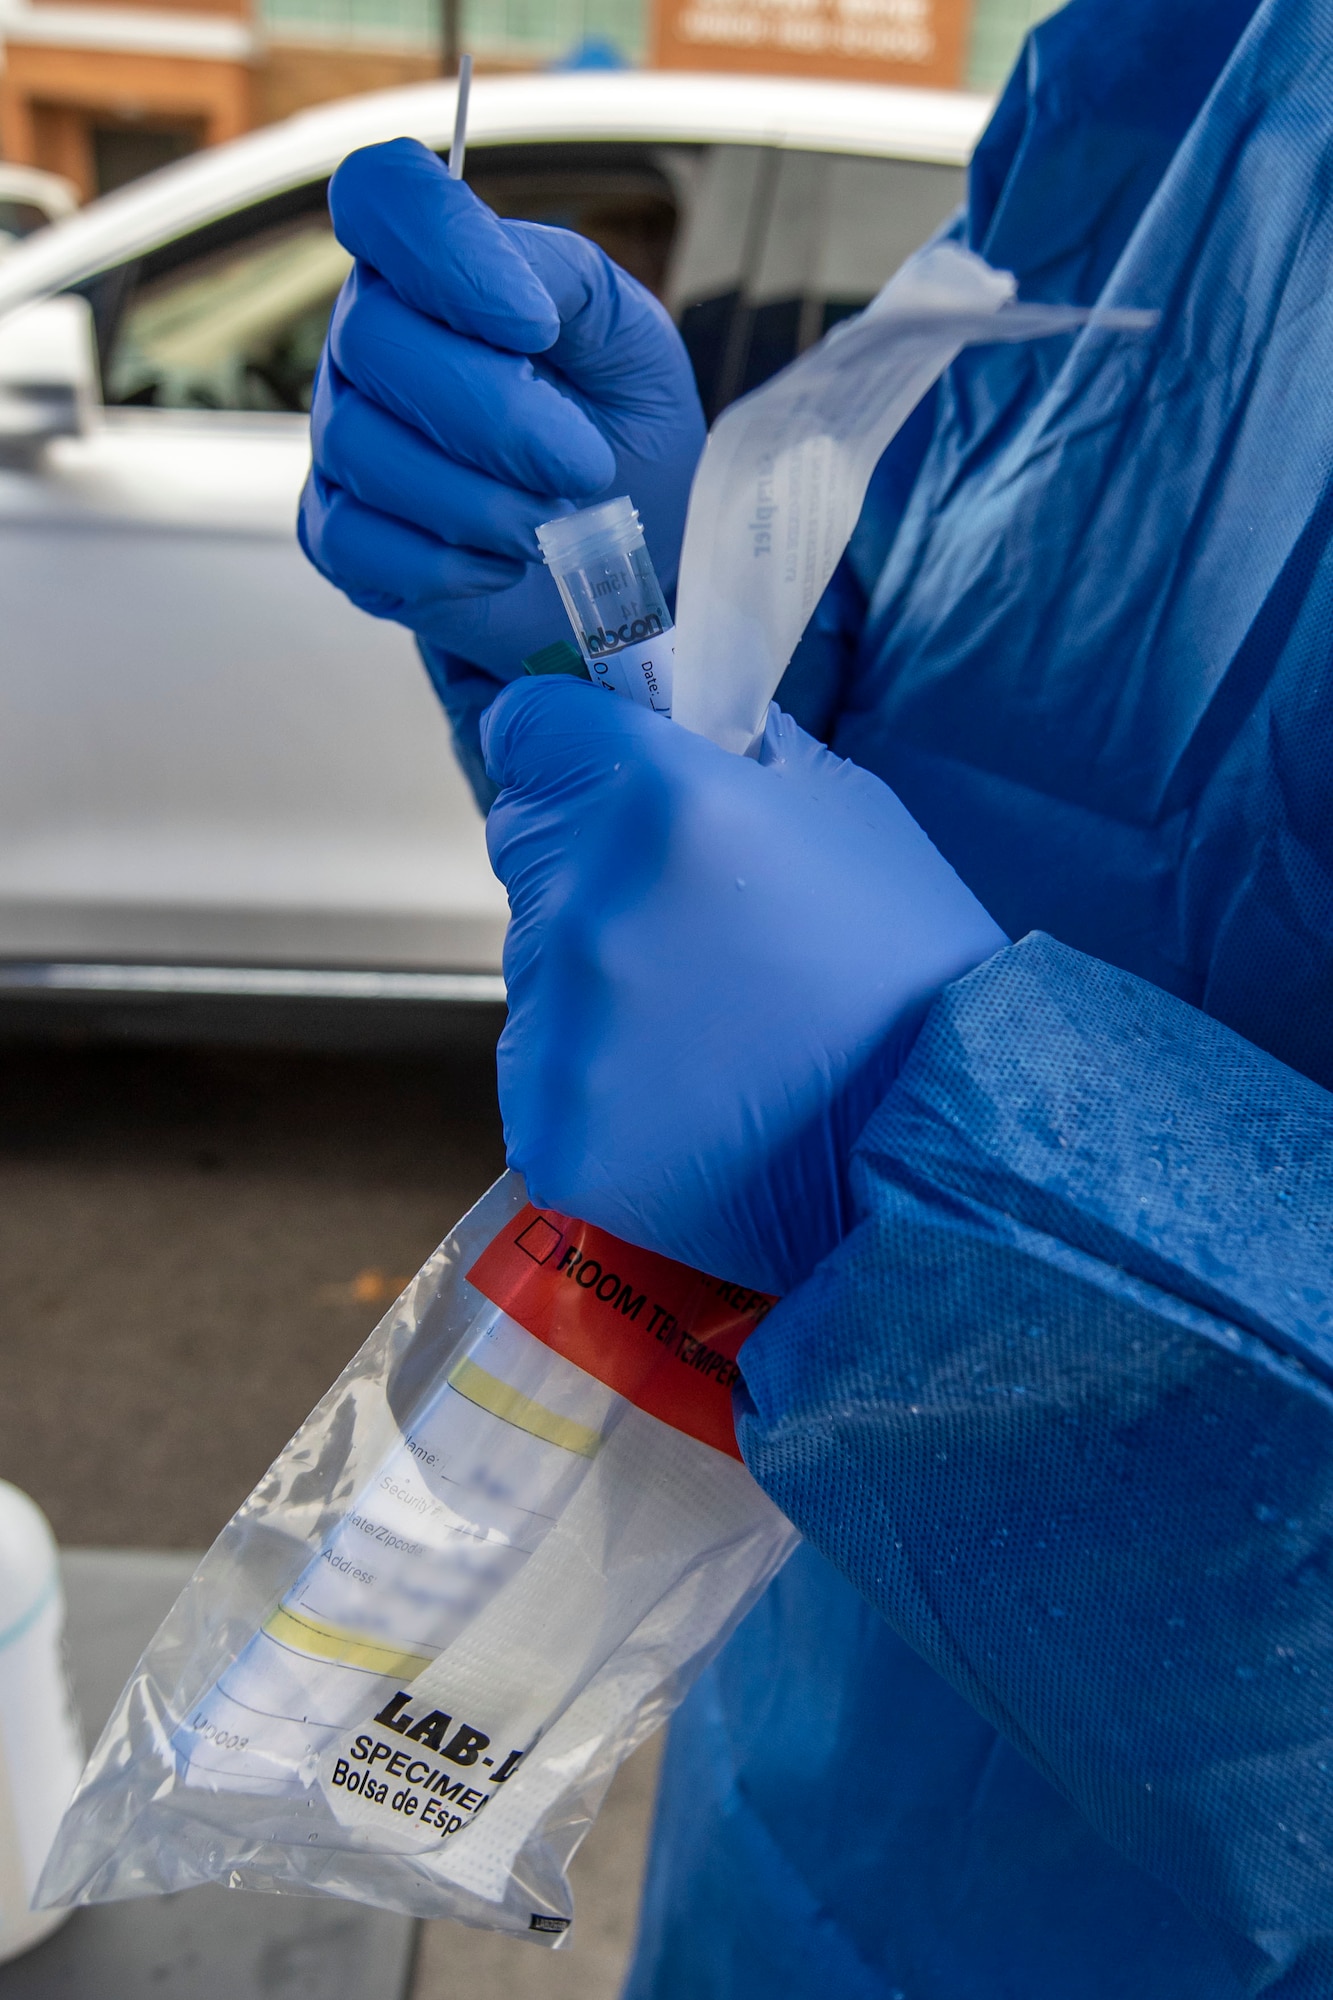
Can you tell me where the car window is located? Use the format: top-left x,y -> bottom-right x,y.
87,180 -> 344,414
465,142 -> 698,300
664,146 -> 769,420
83,139 -> 963,423
668,148 -> 966,418
106,213 -> 352,411
817,155 -> 966,307
91,145 -> 698,417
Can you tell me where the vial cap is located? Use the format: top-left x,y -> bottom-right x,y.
536,496 -> 643,572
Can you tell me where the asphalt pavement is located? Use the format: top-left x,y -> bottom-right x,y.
0,1031 -> 659,2000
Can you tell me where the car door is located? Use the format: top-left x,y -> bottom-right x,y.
0,178 -> 509,976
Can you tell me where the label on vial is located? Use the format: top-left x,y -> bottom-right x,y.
584,631 -> 674,715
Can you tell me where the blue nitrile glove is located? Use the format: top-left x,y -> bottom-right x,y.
482,679 -> 1008,1294
298,138 -> 705,690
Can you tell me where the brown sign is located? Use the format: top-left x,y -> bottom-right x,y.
651,0 -> 973,88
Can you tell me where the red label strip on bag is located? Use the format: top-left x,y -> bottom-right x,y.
467,1207 -> 777,1460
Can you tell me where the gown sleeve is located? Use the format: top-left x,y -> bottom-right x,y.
737,931 -> 1333,1981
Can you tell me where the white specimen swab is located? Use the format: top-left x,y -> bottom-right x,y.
448,52 -> 473,179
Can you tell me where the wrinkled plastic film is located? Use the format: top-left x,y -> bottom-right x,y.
38,1173 -> 796,1939
671,241 -> 1153,756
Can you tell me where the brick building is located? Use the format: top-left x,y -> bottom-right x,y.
0,0 -> 253,199
0,0 -> 1045,201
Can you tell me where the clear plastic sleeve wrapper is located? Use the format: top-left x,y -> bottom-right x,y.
671,240 -> 1154,756
38,1172 -> 798,1940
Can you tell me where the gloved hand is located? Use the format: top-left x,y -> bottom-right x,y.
483,680 -> 1007,1294
298,138 -> 705,690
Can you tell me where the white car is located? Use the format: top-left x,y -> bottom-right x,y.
0,71 -> 987,1039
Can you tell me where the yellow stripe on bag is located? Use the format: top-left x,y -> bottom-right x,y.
263,1604 -> 435,1680
447,1357 -> 602,1458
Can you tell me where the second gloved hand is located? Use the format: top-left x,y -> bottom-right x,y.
484,680 -> 1007,1295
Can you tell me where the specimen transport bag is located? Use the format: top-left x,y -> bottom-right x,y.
39,1173 -> 797,1936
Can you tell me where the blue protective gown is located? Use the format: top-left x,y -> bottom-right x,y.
615,0 -> 1333,1992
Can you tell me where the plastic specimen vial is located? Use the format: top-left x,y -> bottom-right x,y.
171,1304 -> 617,1804
535,497 -> 674,715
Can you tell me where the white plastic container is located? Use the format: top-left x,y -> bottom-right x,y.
0,1482 -> 81,1963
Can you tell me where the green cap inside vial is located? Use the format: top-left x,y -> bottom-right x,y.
521,639 -> 590,681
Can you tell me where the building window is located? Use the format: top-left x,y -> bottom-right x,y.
258,0 -> 648,62
92,122 -> 205,197
965,0 -> 1062,92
